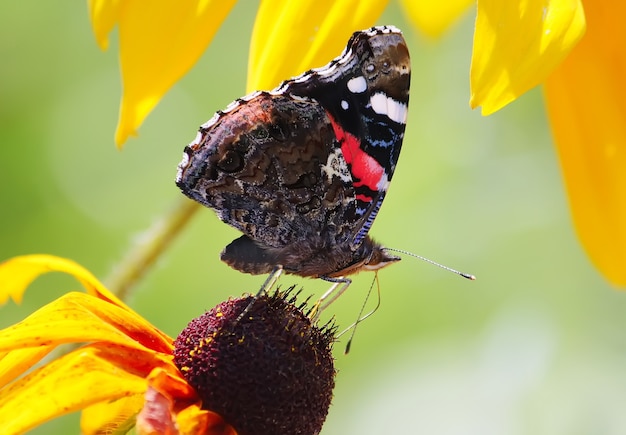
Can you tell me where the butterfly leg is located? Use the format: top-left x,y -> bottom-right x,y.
310,276 -> 352,321
236,265 -> 284,322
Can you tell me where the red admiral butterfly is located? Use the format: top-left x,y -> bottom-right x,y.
176,26 -> 410,301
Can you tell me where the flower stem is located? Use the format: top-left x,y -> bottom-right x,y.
105,197 -> 200,301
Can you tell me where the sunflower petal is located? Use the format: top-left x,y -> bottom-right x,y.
0,254 -> 126,308
81,393 -> 145,435
88,0 -> 124,51
399,0 -> 473,39
0,293 -> 172,360
470,0 -> 586,114
0,344 -> 154,435
111,0 -> 237,146
247,0 -> 388,92
0,346 -> 54,389
544,1 -> 626,286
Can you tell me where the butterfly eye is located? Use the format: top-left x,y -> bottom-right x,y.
217,149 -> 244,173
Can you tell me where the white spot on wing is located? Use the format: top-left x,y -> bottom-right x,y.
369,93 -> 408,124
377,173 -> 390,191
341,100 -> 349,110
347,76 -> 367,93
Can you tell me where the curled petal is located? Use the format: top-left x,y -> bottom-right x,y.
544,0 -> 626,286
91,0 -> 238,146
470,0 -> 586,114
147,366 -> 198,402
399,0 -> 473,39
137,368 -> 236,435
247,0 -> 388,92
137,386 -> 180,435
0,344 -> 159,435
0,254 -> 126,308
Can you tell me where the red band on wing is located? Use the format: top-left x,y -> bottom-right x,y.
327,113 -> 384,194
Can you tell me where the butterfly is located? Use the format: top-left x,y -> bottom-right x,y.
176,26 -> 410,304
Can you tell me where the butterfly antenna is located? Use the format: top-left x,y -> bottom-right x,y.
339,274 -> 381,354
384,248 -> 476,280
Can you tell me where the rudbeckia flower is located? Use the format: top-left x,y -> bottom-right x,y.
88,1 -> 625,284
0,255 -> 335,435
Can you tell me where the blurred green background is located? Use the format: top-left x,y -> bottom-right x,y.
3,2 -> 626,434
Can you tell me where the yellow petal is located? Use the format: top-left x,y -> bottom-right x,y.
81,393 -> 144,435
0,346 -> 54,389
0,254 -> 126,308
399,0 -> 474,39
88,0 -> 124,51
111,0 -> 237,146
470,0 -> 586,114
247,0 -> 389,92
0,293 -> 172,364
544,0 -> 626,286
0,344 -> 151,435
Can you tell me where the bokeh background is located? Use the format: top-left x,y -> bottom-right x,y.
3,2 -> 626,434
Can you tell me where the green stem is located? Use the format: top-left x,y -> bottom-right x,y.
105,197 -> 200,301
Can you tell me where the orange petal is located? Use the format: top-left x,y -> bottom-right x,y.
470,0 -> 586,114
138,368 -> 236,435
0,254 -> 126,308
177,404 -> 238,435
113,0 -> 237,146
399,0 -> 473,39
247,0 -> 388,92
147,366 -> 198,402
0,344 -> 155,434
544,0 -> 626,286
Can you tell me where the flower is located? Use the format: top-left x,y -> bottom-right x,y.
174,294 -> 336,435
0,255 -> 336,435
88,2 -> 626,283
88,0 -> 388,147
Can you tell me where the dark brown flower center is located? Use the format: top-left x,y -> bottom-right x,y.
173,290 -> 336,435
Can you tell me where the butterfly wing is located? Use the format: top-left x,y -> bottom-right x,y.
280,26 -> 411,247
176,26 -> 410,275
